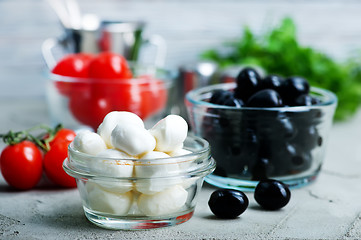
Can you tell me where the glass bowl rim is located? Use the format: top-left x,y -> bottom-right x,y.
68,135 -> 209,163
63,135 -> 216,180
47,63 -> 175,85
185,82 -> 338,112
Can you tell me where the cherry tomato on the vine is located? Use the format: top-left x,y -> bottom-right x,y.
44,139 -> 76,188
43,128 -> 76,148
0,141 -> 43,190
50,128 -> 76,146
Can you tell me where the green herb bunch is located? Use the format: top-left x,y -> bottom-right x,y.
201,17 -> 361,120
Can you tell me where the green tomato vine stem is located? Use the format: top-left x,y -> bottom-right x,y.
0,124 -> 63,152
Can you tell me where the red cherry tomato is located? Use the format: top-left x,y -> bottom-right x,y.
155,80 -> 167,112
44,140 -> 76,188
50,128 -> 76,147
43,128 -> 76,147
91,78 -> 143,118
0,141 -> 43,190
88,52 -> 132,79
52,53 -> 94,77
109,81 -> 145,117
139,76 -> 168,120
69,90 -> 112,130
52,53 -> 94,96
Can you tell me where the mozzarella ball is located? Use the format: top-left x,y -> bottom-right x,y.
149,115 -> 188,152
134,151 -> 180,194
87,183 -> 133,216
137,185 -> 188,216
168,148 -> 196,170
166,148 -> 199,189
93,149 -> 135,177
111,123 -> 156,156
90,149 -> 135,193
97,111 -> 144,148
141,150 -> 170,160
166,148 -> 198,189
168,148 -> 192,157
73,130 -> 107,155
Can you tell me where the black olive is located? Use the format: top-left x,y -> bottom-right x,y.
254,179 -> 291,210
223,97 -> 244,107
209,89 -> 244,107
280,77 -> 310,104
209,89 -> 233,105
234,67 -> 261,101
208,189 -> 249,218
260,74 -> 284,92
251,158 -> 270,181
290,94 -> 319,106
246,89 -> 283,108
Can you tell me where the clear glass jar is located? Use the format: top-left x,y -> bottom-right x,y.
185,82 -> 337,191
63,135 -> 215,230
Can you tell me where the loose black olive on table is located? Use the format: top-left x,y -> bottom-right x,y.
208,189 -> 249,219
254,179 -> 291,210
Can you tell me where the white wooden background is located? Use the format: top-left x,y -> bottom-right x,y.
1,0 -> 361,99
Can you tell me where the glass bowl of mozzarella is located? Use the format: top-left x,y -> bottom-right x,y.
63,111 -> 215,230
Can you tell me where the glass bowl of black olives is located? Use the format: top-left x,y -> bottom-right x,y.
185,67 -> 337,191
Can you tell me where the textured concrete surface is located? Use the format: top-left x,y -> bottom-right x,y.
1,99 -> 361,240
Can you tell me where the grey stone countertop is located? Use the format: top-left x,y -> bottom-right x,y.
1,98 -> 361,240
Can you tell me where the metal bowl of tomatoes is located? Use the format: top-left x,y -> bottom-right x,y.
46,52 -> 174,130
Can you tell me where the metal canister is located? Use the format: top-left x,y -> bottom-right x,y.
42,19 -> 166,69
